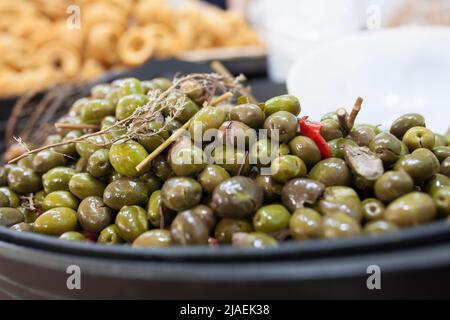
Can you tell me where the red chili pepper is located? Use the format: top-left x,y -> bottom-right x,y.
299,116 -> 332,159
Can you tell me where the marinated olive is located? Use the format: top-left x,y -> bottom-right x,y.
289,208 -> 322,240
230,103 -> 265,128
32,149 -> 66,173
318,186 -> 362,222
374,171 -> 414,203
60,231 -> 86,241
394,149 -> 439,183
189,105 -> 227,138
0,187 -> 20,207
133,229 -> 172,247
441,157 -> 450,177
288,136 -> 321,167
0,208 -> 24,227
87,149 -> 112,178
103,178 -> 148,210
169,142 -> 206,176
34,207 -> 78,235
328,138 -> 358,159
253,204 -> 290,233
210,176 -> 263,219
321,213 -> 361,239
434,134 -> 448,147
69,173 -> 106,199
7,165 -> 41,194
308,158 -> 351,187
54,130 -> 83,157
198,165 -> 231,193
42,166 -> 77,193
364,220 -> 398,235
77,196 -> 113,232
431,186 -> 450,216
254,175 -> 282,202
271,155 -> 307,183
384,192 -> 436,227
165,91 -> 200,123
116,94 -> 149,120
115,205 -> 148,242
249,139 -> 289,167
264,111 -> 298,143
402,126 -> 435,151
217,121 -> 254,149
232,232 -> 278,248
214,218 -> 253,243
320,119 -> 343,141
118,78 -> 144,96
75,134 -> 107,159
433,146 -> 450,162
42,191 -> 79,211
152,154 -> 174,180
281,178 -> 325,211
369,132 -> 404,167
171,210 -> 210,245
211,147 -> 251,176
264,94 -> 300,116
348,125 -> 376,146
161,177 -> 202,211
390,113 -> 425,140
146,190 -> 173,228
361,198 -> 385,222
109,140 -> 149,177
97,225 -> 123,245
80,99 -> 115,124
10,222 -> 33,233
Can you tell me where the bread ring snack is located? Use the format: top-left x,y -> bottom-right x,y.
36,41 -> 81,78
117,26 -> 155,66
87,23 -> 124,65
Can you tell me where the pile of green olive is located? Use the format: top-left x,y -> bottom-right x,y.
0,76 -> 449,249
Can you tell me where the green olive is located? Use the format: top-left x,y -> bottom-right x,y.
132,229 -> 172,247
369,132 -> 404,167
384,192 -> 436,227
161,177 -> 202,211
216,121 -> 254,149
34,207 -> 78,235
103,178 -> 148,210
10,222 -> 33,233
118,78 -> 144,96
17,154 -> 35,169
146,190 -> 164,227
0,187 -> 20,207
168,142 -> 206,176
7,165 -> 42,194
139,171 -> 162,196
327,138 -> 358,159
42,166 -> 77,193
87,148 -> 112,178
198,165 -> 231,193
214,218 -> 253,243
80,99 -> 115,124
42,191 -> 79,211
211,147 -> 251,176
109,141 -> 149,177
232,232 -> 278,248
432,146 -> 450,162
374,171 -> 414,203
442,157 -> 450,177
59,231 -> 86,241
75,134 -> 108,159
424,173 -> 450,195
77,196 -> 113,232
97,225 -> 123,245
394,149 -> 439,184
189,105 -> 227,138
348,125 -> 376,146
264,111 -> 298,143
0,192 -> 9,207
253,175 -> 282,202
390,113 -> 425,140
320,119 -> 343,141
54,130 -> 83,157
151,154 -> 174,180
264,94 -> 300,116
431,186 -> 450,216
229,103 -> 265,128
288,136 -> 321,167
116,94 -> 149,120
364,220 -> 398,235
0,208 -> 24,227
70,97 -> 89,115
361,198 -> 385,222
91,83 -> 111,98
271,155 -> 307,183
144,77 -> 171,91
281,178 -> 324,211
253,204 -> 290,233
32,149 -> 66,173
289,208 -> 322,240
0,166 -> 8,186
170,210 -> 210,245
249,139 -> 289,167
434,134 -> 448,147
69,173 -> 105,200
115,205 -> 148,242
308,158 -> 351,187
318,186 -> 362,222
321,213 -> 361,239
402,126 -> 435,151
164,91 -> 200,123
210,176 -> 263,219
137,117 -> 170,152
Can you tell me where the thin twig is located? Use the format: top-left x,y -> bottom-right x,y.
54,123 -> 100,130
337,108 -> 349,136
5,89 -> 37,146
348,96 -> 363,130
211,92 -> 233,106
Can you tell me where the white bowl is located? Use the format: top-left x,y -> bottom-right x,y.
287,27 -> 450,134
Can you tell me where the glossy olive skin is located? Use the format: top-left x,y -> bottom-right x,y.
116,94 -> 149,120
0,193 -> 9,207
187,204 -> 216,231
264,94 -> 300,116
109,141 -> 149,177
171,210 -> 210,245
81,99 -> 115,124
390,113 -> 425,140
434,134 -> 448,147
264,111 -> 298,143
7,165 -> 41,194
189,105 -> 227,138
70,97 -> 89,115
230,103 -> 265,129
10,222 -> 33,233
214,218 -> 253,243
318,186 -> 362,222
374,171 -> 414,203
328,138 -> 358,159
402,126 -> 435,151
0,166 -> 8,186
138,172 -> 161,196
0,187 -> 20,207
32,149 -> 66,173
42,166 -> 77,193
431,186 -> 450,216
424,173 -> 450,195
253,204 -> 290,233
117,78 -> 144,96
211,176 -> 263,219
77,196 -> 113,233
115,205 -> 148,242
369,132 -> 404,167
361,198 -> 385,222
133,229 -> 172,247
216,121 -> 254,149
42,191 -> 79,211
146,190 -> 171,228
54,130 -> 83,157
249,139 -> 289,167
152,154 -> 173,180
308,158 -> 351,187
289,136 -> 321,167
271,155 -> 306,183
34,207 -> 78,235
210,147 -> 251,176
348,125 -> 376,146
161,177 -> 202,211
144,77 -> 171,91
0,208 -> 24,227
320,120 -> 343,141
433,146 -> 450,162
394,149 -> 439,184
198,165 -> 230,193
165,91 -> 200,123
59,231 -> 86,241
442,157 -> 450,177
384,192 -> 436,227
75,135 -> 107,159
289,208 -> 322,240
103,178 -> 148,210
69,173 -> 105,200
232,232 -> 278,248
254,175 -> 282,202
169,143 -> 206,176
87,149 -> 112,178
321,213 -> 361,239
364,220 -> 398,235
97,225 -> 123,245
